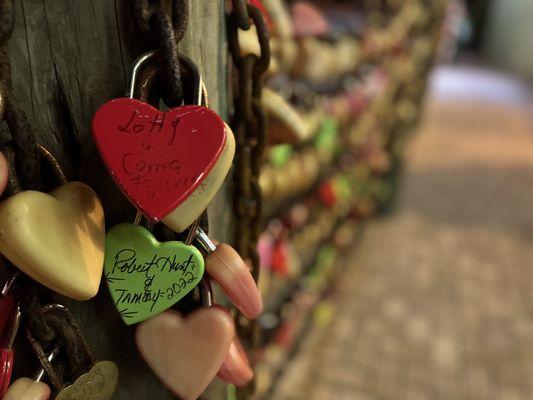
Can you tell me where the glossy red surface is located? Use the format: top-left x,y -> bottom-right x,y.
0,349 -> 14,397
0,295 -> 16,348
92,99 -> 226,220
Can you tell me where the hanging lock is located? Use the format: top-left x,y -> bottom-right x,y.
92,50 -> 235,233
194,227 -> 262,319
0,274 -> 20,397
0,144 -> 105,300
103,218 -> 262,326
136,279 -> 235,400
103,220 -> 205,325
24,304 -> 119,400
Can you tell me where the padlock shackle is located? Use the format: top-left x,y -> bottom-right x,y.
127,50 -> 206,106
128,50 -> 158,99
195,227 -> 216,253
34,347 -> 59,382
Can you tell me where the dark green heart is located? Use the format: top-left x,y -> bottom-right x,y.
104,223 -> 204,325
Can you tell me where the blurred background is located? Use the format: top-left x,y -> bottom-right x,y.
249,0 -> 533,399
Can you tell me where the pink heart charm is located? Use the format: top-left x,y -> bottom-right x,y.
135,309 -> 234,400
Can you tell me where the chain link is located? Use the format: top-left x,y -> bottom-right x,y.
132,0 -> 189,107
229,2 -> 270,398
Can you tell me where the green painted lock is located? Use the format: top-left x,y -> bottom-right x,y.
104,223 -> 204,325
269,144 -> 293,167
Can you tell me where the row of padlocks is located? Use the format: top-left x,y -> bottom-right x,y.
0,1 -> 446,399
251,1 -> 446,398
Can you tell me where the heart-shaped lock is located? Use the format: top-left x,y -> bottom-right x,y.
136,308 -> 233,400
194,229 -> 262,319
104,223 -> 204,325
131,58 -> 235,233
162,122 -> 235,233
55,361 -> 118,400
2,348 -> 56,400
0,181 -> 105,300
2,377 -> 51,400
92,101 -> 226,221
20,304 -> 119,400
92,52 -> 227,223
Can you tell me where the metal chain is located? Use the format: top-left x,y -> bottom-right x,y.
1,2 -> 98,389
0,0 -> 58,364
228,2 -> 270,398
132,0 -> 189,107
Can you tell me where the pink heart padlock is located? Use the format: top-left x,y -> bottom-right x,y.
194,228 -> 263,319
136,306 -> 234,400
217,337 -> 253,386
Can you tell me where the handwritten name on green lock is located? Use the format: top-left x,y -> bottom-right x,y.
104,223 -> 204,325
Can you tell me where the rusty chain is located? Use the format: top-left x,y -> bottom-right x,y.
228,1 -> 270,398
0,0 -> 98,383
133,0 -> 189,107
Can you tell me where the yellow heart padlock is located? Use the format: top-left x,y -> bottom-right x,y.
0,146 -> 105,300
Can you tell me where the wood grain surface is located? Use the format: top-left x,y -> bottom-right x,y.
1,1 -> 230,399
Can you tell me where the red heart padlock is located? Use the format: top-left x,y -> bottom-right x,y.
92,100 -> 226,220
0,294 -> 17,347
0,294 -> 20,397
0,349 -> 14,397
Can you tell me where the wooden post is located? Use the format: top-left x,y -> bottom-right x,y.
2,1 -> 230,398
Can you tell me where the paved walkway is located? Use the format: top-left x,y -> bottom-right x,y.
272,66 -> 533,400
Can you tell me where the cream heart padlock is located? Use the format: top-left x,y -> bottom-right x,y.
0,145 -> 105,300
92,51 -> 235,233
2,348 -> 56,400
136,279 -> 234,400
5,351 -> 119,400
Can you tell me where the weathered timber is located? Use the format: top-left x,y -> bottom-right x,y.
1,1 -> 231,399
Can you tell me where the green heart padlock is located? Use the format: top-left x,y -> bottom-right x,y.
104,223 -> 204,325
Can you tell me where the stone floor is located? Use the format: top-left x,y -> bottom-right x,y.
272,65 -> 533,400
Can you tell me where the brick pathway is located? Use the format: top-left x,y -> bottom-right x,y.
272,66 -> 533,400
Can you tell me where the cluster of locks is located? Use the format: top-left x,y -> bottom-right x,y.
0,0 -> 446,399
250,0 -> 446,397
